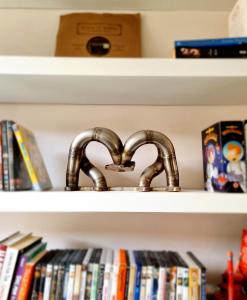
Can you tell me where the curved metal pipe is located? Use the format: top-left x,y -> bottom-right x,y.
65,127 -> 123,191
121,130 -> 180,192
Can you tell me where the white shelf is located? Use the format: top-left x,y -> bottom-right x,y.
0,0 -> 236,11
0,190 -> 246,213
1,56 -> 247,106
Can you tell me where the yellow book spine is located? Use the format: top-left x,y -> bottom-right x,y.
13,128 -> 39,189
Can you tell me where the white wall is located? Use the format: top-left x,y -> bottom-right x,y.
0,9 -> 228,57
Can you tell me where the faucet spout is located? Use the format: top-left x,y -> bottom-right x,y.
65,127 -> 123,191
121,130 -> 180,192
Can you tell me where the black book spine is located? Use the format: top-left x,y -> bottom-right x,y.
31,263 -> 42,300
2,121 -> 9,190
175,45 -> 247,58
124,250 -> 130,300
7,121 -> 15,191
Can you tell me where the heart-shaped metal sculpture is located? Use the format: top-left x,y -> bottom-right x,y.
65,127 -> 181,192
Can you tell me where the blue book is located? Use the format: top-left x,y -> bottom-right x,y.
133,251 -> 142,300
175,37 -> 247,48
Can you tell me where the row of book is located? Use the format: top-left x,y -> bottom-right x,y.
0,120 -> 52,191
0,231 -> 206,300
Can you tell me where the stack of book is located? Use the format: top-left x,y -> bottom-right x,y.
0,120 -> 52,191
0,232 -> 206,300
174,37 -> 247,58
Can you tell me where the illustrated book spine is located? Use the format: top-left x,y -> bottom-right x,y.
0,123 -> 3,190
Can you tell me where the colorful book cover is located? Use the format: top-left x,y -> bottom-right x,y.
0,123 -> 3,190
17,251 -> 47,300
117,249 -> 127,300
12,123 -> 52,191
10,242 -> 47,300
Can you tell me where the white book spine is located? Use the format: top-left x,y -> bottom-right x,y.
0,247 -> 18,300
157,267 -> 166,300
102,263 -> 113,300
110,255 -> 119,300
43,264 -> 53,300
79,266 -> 87,300
66,264 -> 76,300
140,266 -> 147,300
145,266 -> 153,300
183,268 -> 189,300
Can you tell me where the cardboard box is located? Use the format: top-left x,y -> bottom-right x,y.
229,0 -> 247,37
202,121 -> 246,193
55,13 -> 141,57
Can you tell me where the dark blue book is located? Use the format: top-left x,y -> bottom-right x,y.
175,37 -> 247,48
133,250 -> 142,300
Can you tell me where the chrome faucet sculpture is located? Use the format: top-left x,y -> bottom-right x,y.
65,127 -> 181,192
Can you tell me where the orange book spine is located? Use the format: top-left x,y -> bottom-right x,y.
116,249 -> 127,300
17,263 -> 35,300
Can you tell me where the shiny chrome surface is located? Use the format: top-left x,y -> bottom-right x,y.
65,127 -> 123,191
121,130 -> 180,192
65,128 -> 180,192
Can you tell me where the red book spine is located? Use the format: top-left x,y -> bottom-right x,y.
17,263 -> 35,300
117,249 -> 127,300
0,244 -> 7,275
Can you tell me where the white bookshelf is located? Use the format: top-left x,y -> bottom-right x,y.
0,4 -> 246,284
1,57 -> 247,105
0,190 -> 247,213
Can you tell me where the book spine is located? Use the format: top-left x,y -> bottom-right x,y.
55,265 -> 65,300
62,265 -> 70,300
0,247 -> 19,300
66,264 -> 76,300
134,264 -> 141,300
116,250 -> 126,300
79,265 -> 88,300
0,123 -> 3,190
188,268 -> 200,300
124,255 -> 130,300
183,268 -> 189,300
102,263 -> 113,300
157,267 -> 166,300
201,270 -> 206,300
140,265 -> 147,300
127,264 -> 136,300
90,264 -> 99,300
169,267 -> 177,300
37,264 -> 47,300
10,255 -> 28,300
50,264 -> 59,300
110,263 -> 119,300
97,263 -> 105,300
2,121 -> 9,191
43,264 -> 53,300
145,266 -> 153,300
73,264 -> 82,300
31,263 -> 42,300
0,244 -> 7,276
7,121 -> 15,191
12,124 -> 40,190
175,45 -> 247,58
176,267 -> 183,300
17,263 -> 35,300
